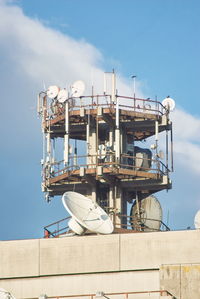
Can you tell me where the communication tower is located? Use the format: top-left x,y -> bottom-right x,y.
37,71 -> 174,233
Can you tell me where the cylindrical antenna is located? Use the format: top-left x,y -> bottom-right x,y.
166,129 -> 169,172
170,125 -> 174,172
155,121 -> 159,141
131,75 -> 137,99
74,139 -> 77,166
64,101 -> 69,165
111,70 -> 116,103
103,72 -> 106,94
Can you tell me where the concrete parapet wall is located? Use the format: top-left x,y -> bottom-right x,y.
0,239 -> 39,278
0,230 -> 200,298
0,270 -> 159,299
0,230 -> 200,278
160,263 -> 200,299
120,230 -> 200,270
40,234 -> 120,275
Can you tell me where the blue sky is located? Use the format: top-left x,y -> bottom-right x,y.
0,0 -> 200,240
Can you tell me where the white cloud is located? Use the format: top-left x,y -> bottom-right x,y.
172,109 -> 200,174
172,109 -> 200,142
0,0 -> 142,98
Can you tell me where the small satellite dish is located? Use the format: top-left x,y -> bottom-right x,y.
194,210 -> 200,229
162,97 -> 175,112
57,88 -> 68,103
62,191 -> 113,235
0,288 -> 16,299
47,85 -> 60,99
98,144 -> 106,160
135,152 -> 143,170
150,144 -> 157,150
71,80 -> 85,97
130,195 -> 163,231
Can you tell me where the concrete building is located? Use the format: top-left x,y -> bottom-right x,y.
0,230 -> 200,298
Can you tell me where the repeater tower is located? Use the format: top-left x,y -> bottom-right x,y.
38,72 -> 174,232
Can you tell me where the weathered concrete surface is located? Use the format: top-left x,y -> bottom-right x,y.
1,230 -> 200,278
181,264 -> 200,298
160,264 -> 200,299
120,230 -> 200,270
40,234 -> 120,275
0,239 -> 39,278
160,264 -> 181,298
0,270 -> 159,299
0,230 -> 200,298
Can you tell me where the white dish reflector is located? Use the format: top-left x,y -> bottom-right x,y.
57,88 -> 68,103
194,210 -> 200,229
130,195 -> 163,231
71,80 -> 85,97
47,85 -> 60,99
62,191 -> 113,235
0,288 -> 16,299
162,97 -> 175,112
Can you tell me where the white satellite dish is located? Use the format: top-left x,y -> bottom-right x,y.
0,288 -> 16,299
98,144 -> 106,160
162,97 -> 175,112
130,195 -> 163,231
47,85 -> 60,99
71,80 -> 85,97
135,152 -> 143,170
62,191 -> 113,235
194,210 -> 200,229
57,88 -> 68,103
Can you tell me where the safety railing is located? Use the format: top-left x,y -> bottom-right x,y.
43,213 -> 170,238
38,93 -> 168,123
42,153 -> 169,183
31,289 -> 174,299
116,214 -> 170,232
44,216 -> 71,238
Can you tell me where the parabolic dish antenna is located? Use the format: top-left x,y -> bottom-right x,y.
135,152 -> 143,170
47,85 -> 60,99
62,191 -> 113,235
57,88 -> 68,103
130,195 -> 163,231
71,80 -> 85,97
0,288 -> 16,299
162,97 -> 175,112
194,210 -> 200,229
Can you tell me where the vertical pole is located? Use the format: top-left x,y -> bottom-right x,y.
131,75 -> 136,110
103,73 -> 106,94
155,120 -> 159,161
115,96 -> 120,162
46,132 -> 51,162
64,101 -> 69,165
136,191 -> 140,225
96,96 -> 99,172
166,130 -> 169,173
111,70 -> 116,103
170,126 -> 174,172
74,139 -> 77,166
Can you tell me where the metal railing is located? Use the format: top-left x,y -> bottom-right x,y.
43,213 -> 170,238
42,153 -> 169,183
44,216 -> 71,238
31,289 -> 174,299
38,93 -> 168,122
